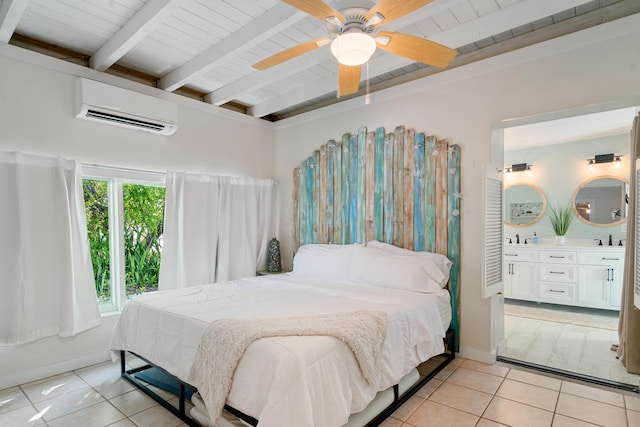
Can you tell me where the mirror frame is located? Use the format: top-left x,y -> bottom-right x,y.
572,175 -> 629,227
504,182 -> 547,228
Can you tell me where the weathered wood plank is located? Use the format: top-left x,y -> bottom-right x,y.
448,144 -> 461,351
312,150 -> 320,243
319,144 -> 327,243
303,157 -> 313,244
383,132 -> 394,244
349,133 -> 358,244
413,132 -> 425,251
435,139 -> 448,256
365,131 -> 375,243
373,127 -> 385,242
425,135 -> 437,253
292,166 -> 300,255
333,139 -> 342,244
356,127 -> 366,243
403,129 -> 415,250
392,126 -> 404,248
326,140 -> 335,243
341,133 -> 350,244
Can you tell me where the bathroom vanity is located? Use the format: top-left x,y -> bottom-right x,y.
503,243 -> 624,310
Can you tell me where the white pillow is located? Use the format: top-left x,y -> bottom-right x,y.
365,240 -> 452,287
291,244 -> 359,282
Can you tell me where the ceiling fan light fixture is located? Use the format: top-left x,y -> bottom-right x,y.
330,32 -> 376,66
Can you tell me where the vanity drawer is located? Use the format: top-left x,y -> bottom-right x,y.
540,282 -> 576,304
540,263 -> 577,283
541,251 -> 576,264
578,252 -> 624,266
503,249 -> 537,262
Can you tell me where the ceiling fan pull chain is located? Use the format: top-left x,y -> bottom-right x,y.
365,60 -> 371,105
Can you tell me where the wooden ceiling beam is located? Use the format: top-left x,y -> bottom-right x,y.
157,2 -> 309,92
89,0 -> 179,72
0,0 -> 29,43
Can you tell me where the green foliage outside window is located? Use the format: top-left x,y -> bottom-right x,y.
83,180 -> 165,302
83,180 -> 111,302
123,183 -> 165,296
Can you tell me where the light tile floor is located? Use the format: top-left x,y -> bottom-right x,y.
502,300 -> 640,386
1,357 -> 639,426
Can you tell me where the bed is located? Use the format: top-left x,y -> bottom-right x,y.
111,242 -> 455,427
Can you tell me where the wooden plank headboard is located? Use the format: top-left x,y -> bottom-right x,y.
292,125 -> 461,350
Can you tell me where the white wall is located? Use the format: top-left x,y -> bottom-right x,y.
504,134 -> 630,243
272,14 -> 640,362
0,46 -> 276,389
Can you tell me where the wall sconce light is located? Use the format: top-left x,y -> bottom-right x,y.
504,163 -> 532,174
587,153 -> 622,169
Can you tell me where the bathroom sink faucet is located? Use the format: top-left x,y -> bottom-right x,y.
515,234 -> 520,244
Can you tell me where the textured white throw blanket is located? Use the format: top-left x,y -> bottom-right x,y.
190,310 -> 387,425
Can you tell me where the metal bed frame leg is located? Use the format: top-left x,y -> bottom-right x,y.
119,351 -> 200,427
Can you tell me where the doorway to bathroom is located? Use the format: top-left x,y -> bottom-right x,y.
497,106 -> 640,390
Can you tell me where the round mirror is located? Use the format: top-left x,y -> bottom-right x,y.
572,175 -> 629,226
504,183 -> 547,227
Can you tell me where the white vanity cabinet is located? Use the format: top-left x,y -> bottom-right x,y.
539,250 -> 578,305
578,251 -> 624,309
503,245 -> 625,310
503,248 -> 538,301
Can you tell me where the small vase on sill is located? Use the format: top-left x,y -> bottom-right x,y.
555,235 -> 566,245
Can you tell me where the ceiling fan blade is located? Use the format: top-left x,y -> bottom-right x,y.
338,64 -> 361,96
376,31 -> 457,68
283,0 -> 345,22
365,0 -> 433,25
253,37 -> 330,70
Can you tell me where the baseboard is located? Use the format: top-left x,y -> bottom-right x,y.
458,346 -> 496,364
0,351 -> 112,390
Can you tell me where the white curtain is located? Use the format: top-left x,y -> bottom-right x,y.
159,172 -> 221,290
159,173 -> 273,290
216,177 -> 273,282
617,114 -> 640,374
0,151 -> 100,345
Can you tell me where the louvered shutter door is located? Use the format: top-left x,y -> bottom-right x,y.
483,174 -> 503,298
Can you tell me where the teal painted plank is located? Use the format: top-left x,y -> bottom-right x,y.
356,127 -> 366,243
298,160 -> 309,245
333,140 -> 342,244
448,144 -> 461,351
413,132 -> 425,251
305,157 -> 314,245
312,150 -> 320,243
326,140 -> 335,243
392,126 -> 404,247
425,135 -> 437,253
383,132 -> 394,244
341,133 -> 350,244
373,127 -> 385,241
349,133 -> 358,244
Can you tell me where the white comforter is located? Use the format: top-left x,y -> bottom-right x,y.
111,274 -> 451,427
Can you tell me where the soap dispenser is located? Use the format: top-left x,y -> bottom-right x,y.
531,232 -> 538,244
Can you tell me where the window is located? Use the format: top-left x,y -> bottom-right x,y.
82,166 -> 165,312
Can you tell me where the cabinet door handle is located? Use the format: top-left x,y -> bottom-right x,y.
550,271 -> 565,275
549,289 -> 565,293
505,254 -> 518,257
549,256 -> 565,259
602,257 -> 619,261
608,268 -> 613,282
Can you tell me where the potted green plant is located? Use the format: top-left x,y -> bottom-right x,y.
549,202 -> 574,245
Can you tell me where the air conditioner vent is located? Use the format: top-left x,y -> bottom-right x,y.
75,78 -> 177,136
85,109 -> 166,132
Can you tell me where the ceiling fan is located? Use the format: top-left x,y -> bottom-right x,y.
253,0 -> 457,96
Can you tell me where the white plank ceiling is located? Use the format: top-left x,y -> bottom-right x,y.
1,0 -> 638,121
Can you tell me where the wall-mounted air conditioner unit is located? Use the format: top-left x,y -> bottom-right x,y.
75,78 -> 178,136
